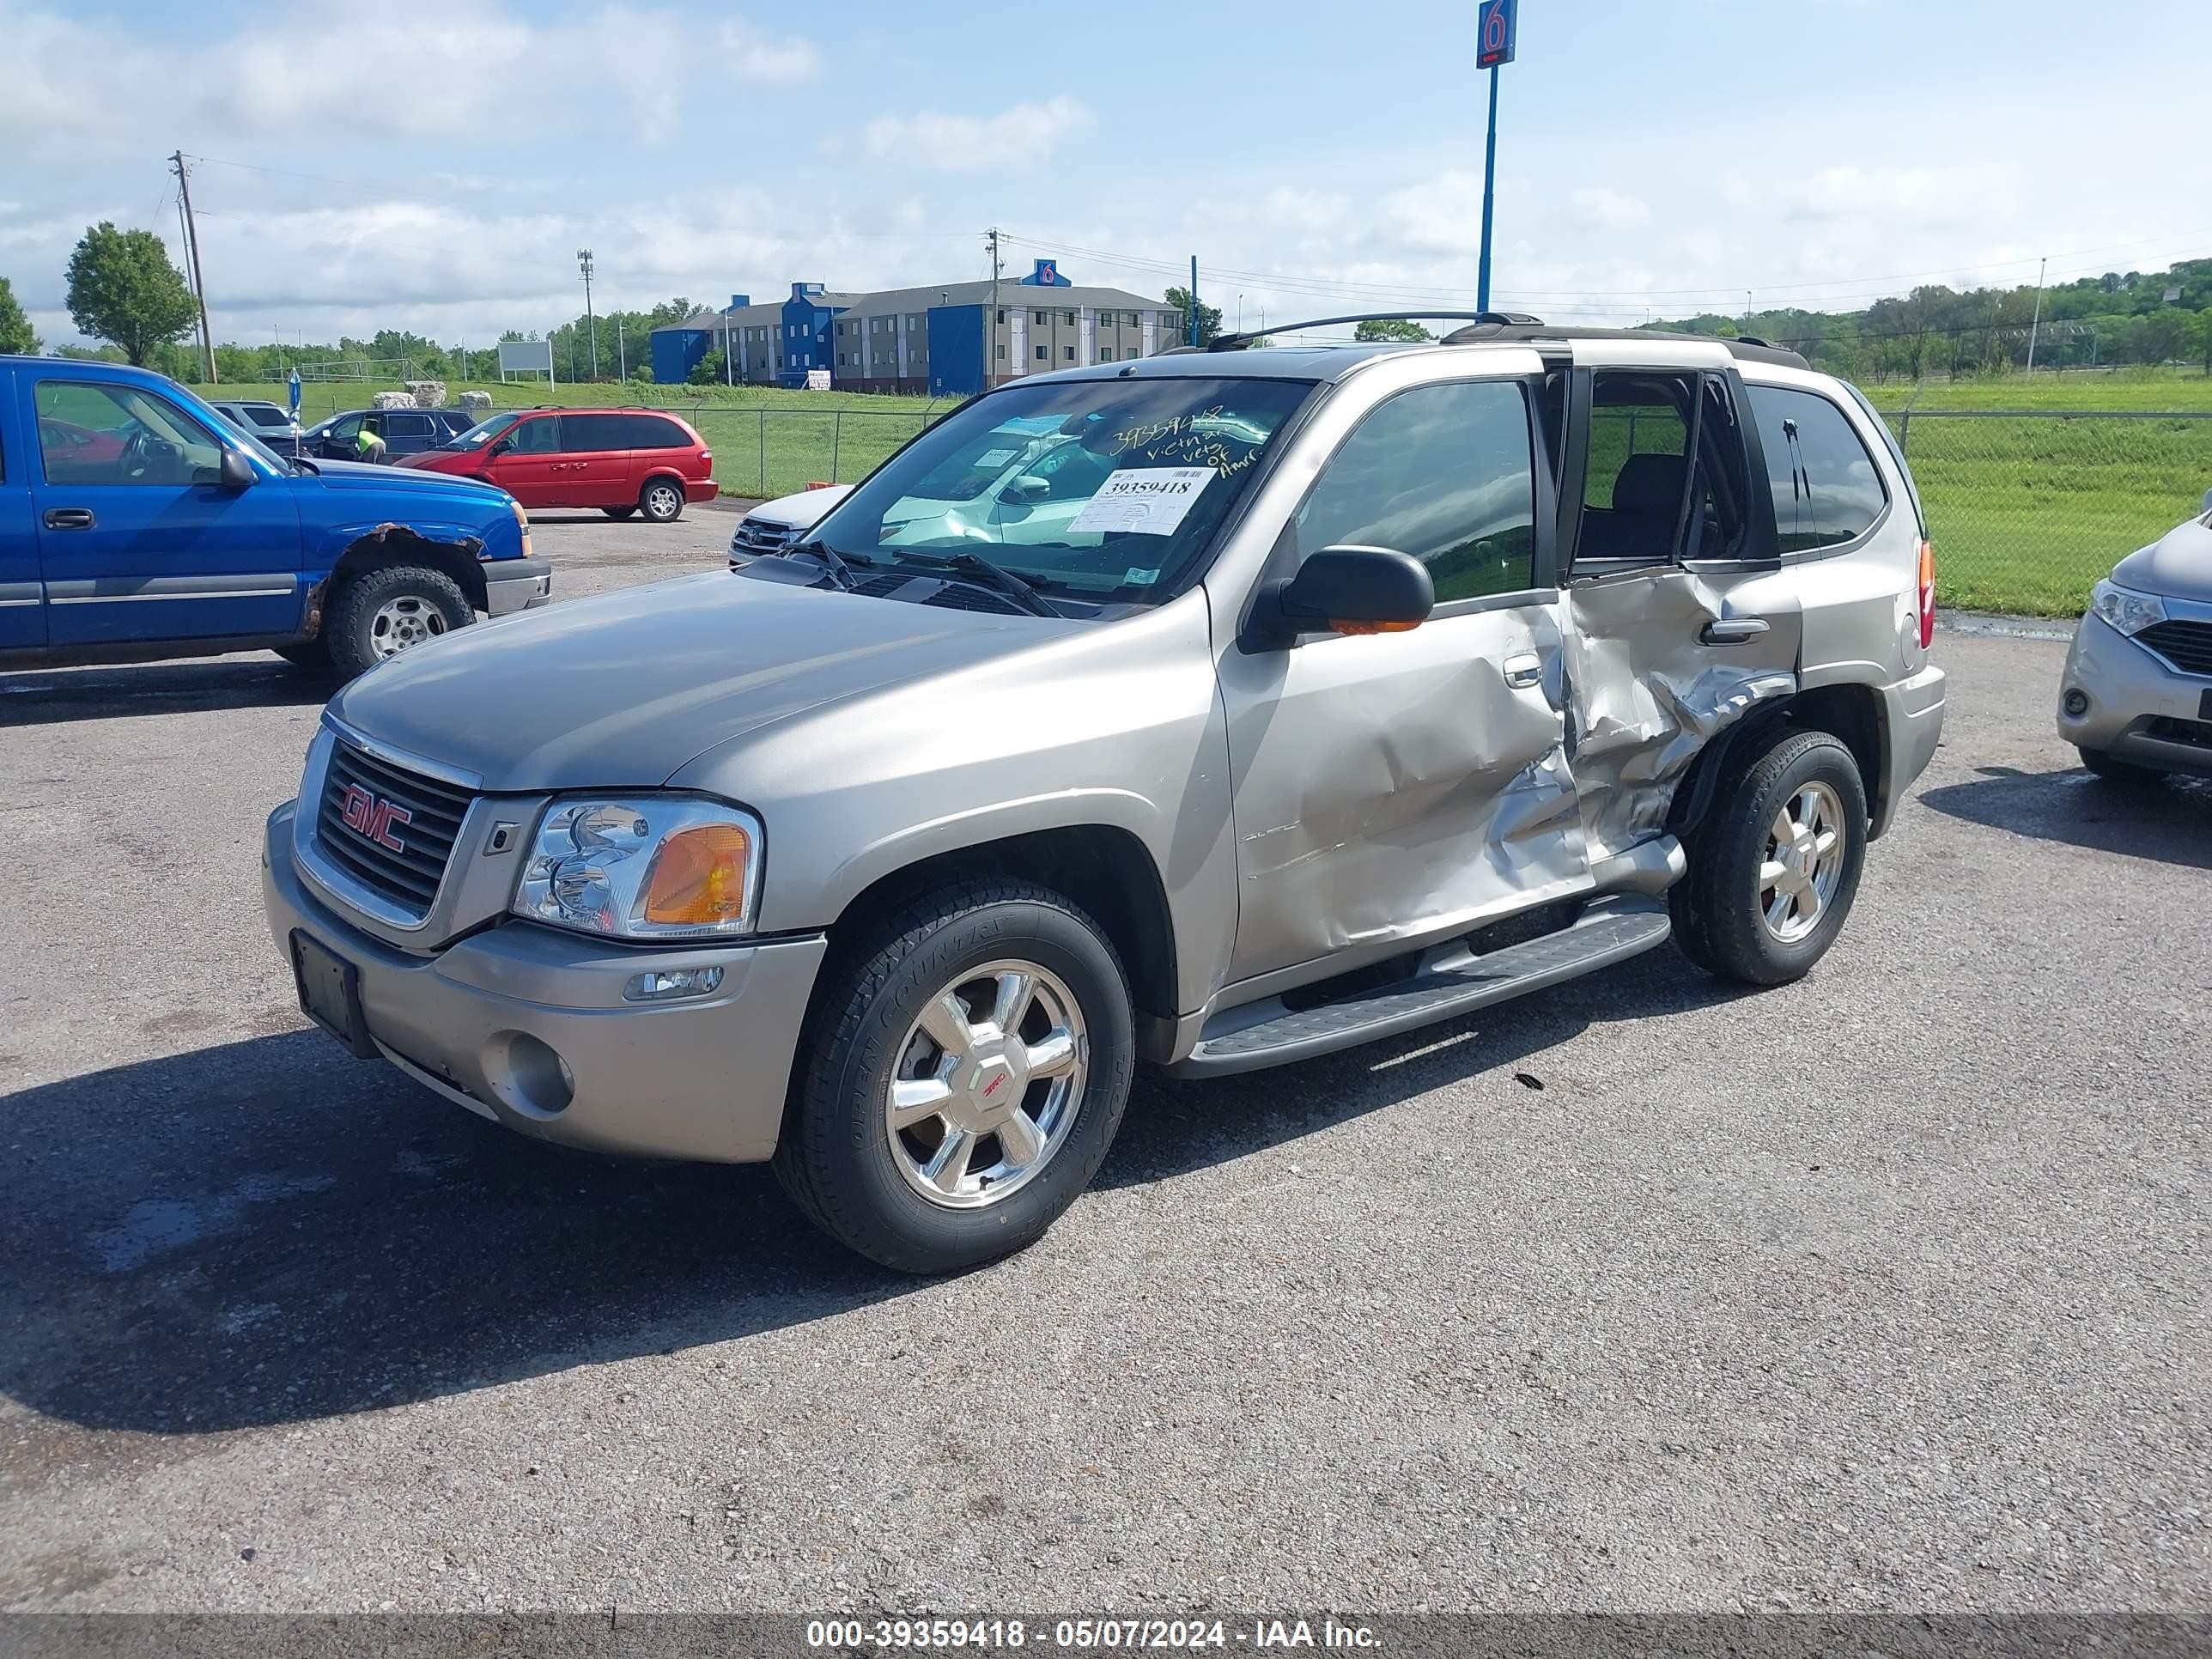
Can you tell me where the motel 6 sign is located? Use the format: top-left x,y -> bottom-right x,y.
1478,0 -> 1516,67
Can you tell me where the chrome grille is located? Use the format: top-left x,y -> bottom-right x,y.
730,516 -> 800,558
2138,619 -> 2212,678
315,740 -> 472,919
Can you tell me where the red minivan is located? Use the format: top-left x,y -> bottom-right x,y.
400,407 -> 717,522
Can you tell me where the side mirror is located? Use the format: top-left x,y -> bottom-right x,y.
1000,473 -> 1051,502
487,440 -> 511,459
218,447 -> 257,489
1247,545 -> 1433,649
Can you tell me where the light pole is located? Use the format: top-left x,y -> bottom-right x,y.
577,248 -> 598,381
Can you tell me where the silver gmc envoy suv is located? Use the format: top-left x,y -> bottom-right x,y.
264,317 -> 1947,1273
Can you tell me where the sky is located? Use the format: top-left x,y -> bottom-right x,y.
4,0 -> 2207,353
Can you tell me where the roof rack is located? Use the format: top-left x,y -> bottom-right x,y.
1206,311 -> 1542,350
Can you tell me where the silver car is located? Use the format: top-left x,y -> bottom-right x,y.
2057,491 -> 2212,782
264,319 -> 1947,1273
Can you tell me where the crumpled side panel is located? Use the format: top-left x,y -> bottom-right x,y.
1562,570 -> 1798,860
1224,605 -> 1589,981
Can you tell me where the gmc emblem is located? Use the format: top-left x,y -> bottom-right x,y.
339,783 -> 411,854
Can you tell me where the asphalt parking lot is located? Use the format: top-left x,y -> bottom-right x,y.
1,511 -> 2206,1615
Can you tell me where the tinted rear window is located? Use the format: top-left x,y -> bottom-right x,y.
628,415 -> 690,449
563,414 -> 632,452
1746,385 -> 1888,554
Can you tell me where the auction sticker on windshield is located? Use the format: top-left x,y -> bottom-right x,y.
1066,466 -> 1213,536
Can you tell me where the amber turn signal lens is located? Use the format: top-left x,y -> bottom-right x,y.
641,823 -> 750,927
1328,618 -> 1422,636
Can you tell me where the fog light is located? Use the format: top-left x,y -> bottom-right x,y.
623,965 -> 726,1003
2063,689 -> 2090,718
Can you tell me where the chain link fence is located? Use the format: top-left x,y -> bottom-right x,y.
680,406 -> 945,501
1876,409 -> 2212,617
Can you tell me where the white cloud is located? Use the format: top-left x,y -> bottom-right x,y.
0,3 -> 818,157
862,98 -> 1092,172
1571,187 -> 1651,231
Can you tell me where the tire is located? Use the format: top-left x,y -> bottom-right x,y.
601,506 -> 636,520
638,477 -> 685,523
324,564 -> 474,678
1674,729 -> 1868,987
273,636 -> 334,672
2077,745 -> 2163,786
774,879 -> 1135,1274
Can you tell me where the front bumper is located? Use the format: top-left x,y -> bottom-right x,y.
2057,610 -> 2212,780
1873,661 -> 1947,837
483,556 -> 553,617
263,802 -> 826,1162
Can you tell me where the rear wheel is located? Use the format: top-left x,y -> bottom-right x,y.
2077,745 -> 2163,786
601,505 -> 636,520
773,879 -> 1133,1274
1674,730 -> 1868,986
324,565 -> 474,678
639,477 -> 685,523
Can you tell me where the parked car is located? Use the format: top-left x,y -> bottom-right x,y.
1,356 -> 550,678
210,398 -> 302,452
2057,489 -> 2212,781
299,406 -> 476,463
399,408 -> 717,523
728,483 -> 851,564
263,319 -> 1946,1273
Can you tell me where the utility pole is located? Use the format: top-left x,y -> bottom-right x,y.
170,150 -> 216,381
2026,255 -> 2047,374
986,227 -> 1003,389
576,249 -> 597,380
1189,255 -> 1200,345
617,315 -> 626,383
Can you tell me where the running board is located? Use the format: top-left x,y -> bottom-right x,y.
1170,899 -> 1672,1078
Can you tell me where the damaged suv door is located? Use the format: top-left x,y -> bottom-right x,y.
1216,355 -> 1585,985
1559,357 -> 1801,863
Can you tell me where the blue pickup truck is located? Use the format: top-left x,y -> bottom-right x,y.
0,356 -> 550,678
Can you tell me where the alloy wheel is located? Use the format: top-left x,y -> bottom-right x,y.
368,595 -> 449,659
884,960 -> 1087,1210
1758,780 -> 1847,944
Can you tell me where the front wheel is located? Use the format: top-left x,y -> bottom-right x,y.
638,477 -> 685,523
324,565 -> 474,678
1671,730 -> 1868,986
774,880 -> 1134,1274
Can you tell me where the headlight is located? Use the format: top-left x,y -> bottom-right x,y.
2089,579 -> 2166,638
512,795 -> 761,939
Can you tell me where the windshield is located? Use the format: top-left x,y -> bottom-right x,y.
805,376 -> 1314,605
448,412 -> 524,450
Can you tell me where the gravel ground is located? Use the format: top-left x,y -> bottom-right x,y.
0,514 -> 2205,1615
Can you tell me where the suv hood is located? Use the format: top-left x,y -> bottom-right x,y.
330,570 -> 1070,792
2112,515 -> 2212,604
310,456 -> 499,494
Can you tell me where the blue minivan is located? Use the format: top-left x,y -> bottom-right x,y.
0,356 -> 550,678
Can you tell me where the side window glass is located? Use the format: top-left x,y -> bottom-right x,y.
35,380 -> 223,486
328,414 -> 362,442
639,417 -> 688,449
1747,385 -> 1888,553
1578,373 -> 1691,566
1294,380 -> 1537,603
507,417 -> 562,454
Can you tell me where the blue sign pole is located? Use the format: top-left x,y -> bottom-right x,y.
1475,0 -> 1517,313
1189,255 -> 1200,346
287,365 -> 301,418
1477,66 -> 1500,312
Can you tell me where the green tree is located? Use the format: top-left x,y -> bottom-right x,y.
688,347 -> 727,386
1352,319 -> 1434,343
1163,285 -> 1222,345
64,222 -> 198,367
0,276 -> 39,355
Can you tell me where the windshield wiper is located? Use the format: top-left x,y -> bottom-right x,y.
892,550 -> 1060,617
783,538 -> 874,592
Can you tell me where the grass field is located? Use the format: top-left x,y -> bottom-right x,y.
185,368 -> 2212,617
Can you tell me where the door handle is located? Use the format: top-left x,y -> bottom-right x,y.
1501,653 -> 1544,690
42,508 -> 95,531
1699,617 -> 1771,646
